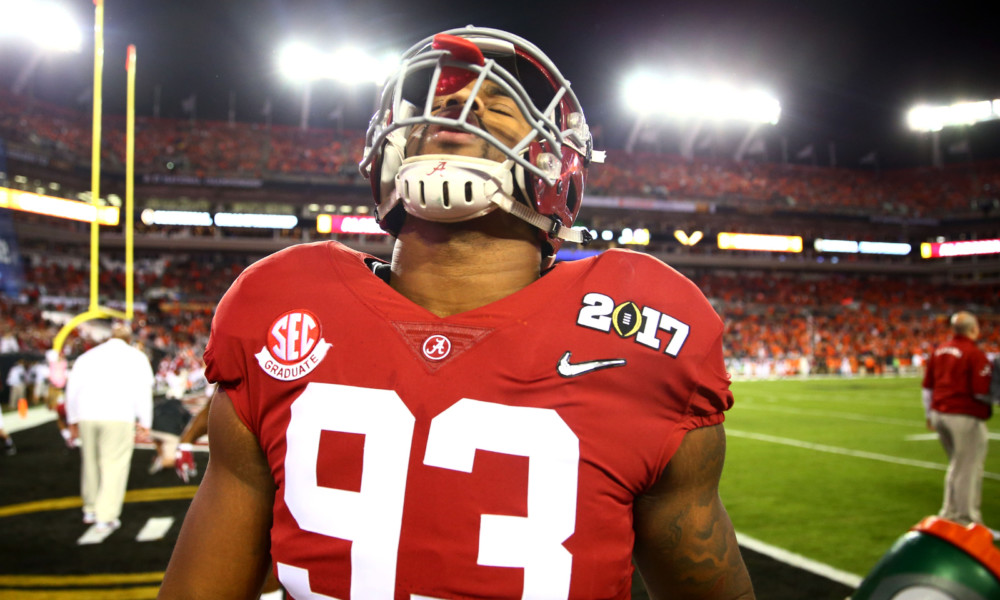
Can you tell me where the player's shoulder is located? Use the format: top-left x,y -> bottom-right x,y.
560,249 -> 724,349
579,249 -> 717,315
212,241 -> 374,330
223,241 -> 363,298
589,247 -> 694,280
241,241 -> 358,281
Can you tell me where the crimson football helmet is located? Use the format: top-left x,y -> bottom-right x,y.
360,26 -> 601,267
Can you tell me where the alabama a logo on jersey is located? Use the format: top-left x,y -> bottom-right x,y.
255,309 -> 332,381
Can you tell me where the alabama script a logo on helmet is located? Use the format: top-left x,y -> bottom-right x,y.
426,161 -> 448,176
255,309 -> 332,381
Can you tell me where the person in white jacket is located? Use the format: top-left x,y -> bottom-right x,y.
66,322 -> 154,533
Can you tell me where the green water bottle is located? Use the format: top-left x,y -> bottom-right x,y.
852,516 -> 1000,599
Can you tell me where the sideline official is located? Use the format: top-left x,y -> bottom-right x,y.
66,323 -> 154,533
922,311 -> 994,529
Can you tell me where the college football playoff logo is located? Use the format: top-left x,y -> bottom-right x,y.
255,309 -> 332,381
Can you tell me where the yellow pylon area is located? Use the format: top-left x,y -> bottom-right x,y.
53,4 -> 136,356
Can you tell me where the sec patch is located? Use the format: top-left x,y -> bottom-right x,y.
255,309 -> 332,381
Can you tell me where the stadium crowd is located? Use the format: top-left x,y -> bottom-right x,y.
2,89 -> 999,385
4,88 -> 1000,220
2,251 -> 997,389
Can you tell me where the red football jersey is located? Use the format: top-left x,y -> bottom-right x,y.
922,335 -> 992,420
204,241 -> 733,600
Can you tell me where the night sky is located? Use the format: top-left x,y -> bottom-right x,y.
3,0 -> 1000,168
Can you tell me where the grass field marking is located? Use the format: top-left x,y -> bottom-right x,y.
905,432 -> 1000,441
771,396 -> 917,407
0,572 -> 164,586
77,523 -> 116,546
735,531 -> 863,589
733,375 -> 922,384
726,429 -> 1000,481
742,394 -> 918,408
0,586 -> 160,599
2,406 -> 58,433
136,517 -> 175,542
738,404 -> 921,427
733,376 -> 922,407
0,486 -> 197,519
0,496 -> 82,519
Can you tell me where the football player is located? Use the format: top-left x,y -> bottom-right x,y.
160,26 -> 754,599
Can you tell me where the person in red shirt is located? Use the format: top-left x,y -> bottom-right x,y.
922,311 -> 994,529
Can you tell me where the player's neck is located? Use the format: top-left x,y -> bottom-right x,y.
388,213 -> 541,318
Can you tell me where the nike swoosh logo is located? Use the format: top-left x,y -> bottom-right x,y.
556,351 -> 626,378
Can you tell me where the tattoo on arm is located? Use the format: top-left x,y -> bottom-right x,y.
634,425 -> 755,599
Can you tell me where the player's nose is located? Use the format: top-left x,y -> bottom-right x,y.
438,84 -> 483,114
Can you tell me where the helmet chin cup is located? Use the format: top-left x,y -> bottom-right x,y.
395,155 -> 514,223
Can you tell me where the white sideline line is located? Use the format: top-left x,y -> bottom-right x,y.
736,531 -> 863,589
905,432 -> 1000,441
731,374 -> 922,383
727,429 -> 1000,481
739,404 -> 919,427
77,524 -> 116,546
136,517 -> 175,542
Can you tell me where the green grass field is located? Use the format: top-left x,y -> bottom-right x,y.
720,375 -> 999,577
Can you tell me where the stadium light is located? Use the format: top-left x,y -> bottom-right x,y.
674,230 -> 704,246
1,0 -> 83,95
140,209 -> 212,227
214,213 -> 298,229
316,215 -> 389,235
0,0 -> 83,52
814,239 -> 912,256
718,232 -> 802,253
921,238 -> 1000,258
278,42 -> 396,84
907,100 -> 999,132
0,187 -> 118,225
622,73 -> 781,125
279,41 -> 397,130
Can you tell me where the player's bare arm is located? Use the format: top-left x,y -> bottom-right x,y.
633,424 -> 755,599
158,389 -> 275,599
179,397 -> 211,444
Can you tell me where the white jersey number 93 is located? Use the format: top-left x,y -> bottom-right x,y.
277,382 -> 580,600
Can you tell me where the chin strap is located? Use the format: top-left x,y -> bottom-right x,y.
487,188 -> 592,244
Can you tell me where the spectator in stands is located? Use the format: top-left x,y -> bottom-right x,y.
66,323 -> 154,533
921,311 -> 995,533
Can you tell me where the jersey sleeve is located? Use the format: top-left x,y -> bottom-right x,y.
685,328 -> 735,426
203,269 -> 258,434
615,252 -> 733,487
